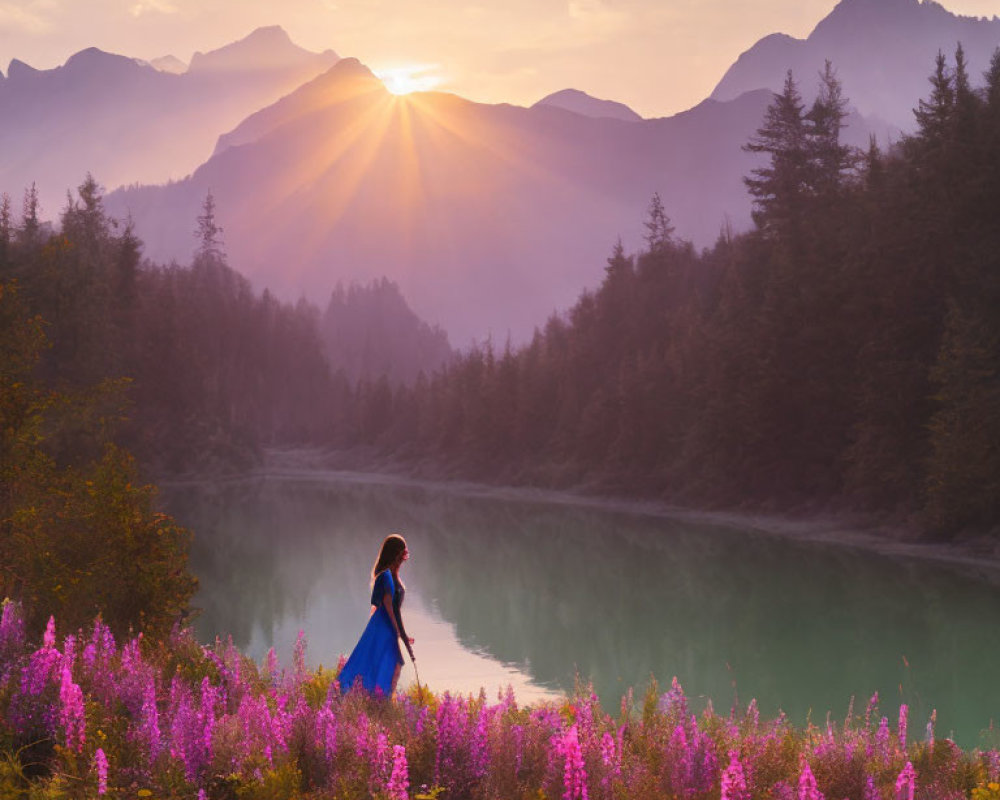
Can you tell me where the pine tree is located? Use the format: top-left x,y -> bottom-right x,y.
643,192 -> 674,253
913,51 -> 955,147
743,71 -> 809,236
194,190 -> 225,267
806,61 -> 854,195
18,183 -> 41,248
0,193 -> 11,270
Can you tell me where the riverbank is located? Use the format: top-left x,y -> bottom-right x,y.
210,445 -> 1000,579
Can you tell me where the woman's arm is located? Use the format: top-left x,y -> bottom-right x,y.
382,591 -> 403,638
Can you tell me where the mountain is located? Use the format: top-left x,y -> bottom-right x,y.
149,55 -> 187,74
533,89 -> 643,122
188,25 -> 326,74
106,59 -> 879,345
712,0 -> 1000,133
0,27 -> 338,215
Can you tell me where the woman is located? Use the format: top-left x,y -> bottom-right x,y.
337,533 -> 415,697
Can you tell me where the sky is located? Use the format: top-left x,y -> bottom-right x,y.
1,0 -> 998,117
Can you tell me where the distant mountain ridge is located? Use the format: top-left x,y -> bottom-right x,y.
712,0 -> 1000,132
106,59 -> 879,345
533,89 -> 643,122
0,27 -> 338,215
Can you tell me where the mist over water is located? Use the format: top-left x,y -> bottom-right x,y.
163,472 -> 1000,748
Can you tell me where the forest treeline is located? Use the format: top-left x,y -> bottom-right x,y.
359,50 -> 1000,538
0,186 -> 451,473
2,45 -> 999,636
0,182 -> 449,633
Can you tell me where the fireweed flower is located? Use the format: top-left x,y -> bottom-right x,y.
720,750 -> 750,800
59,665 -> 86,752
865,692 -> 879,727
471,706 -> 490,780
876,717 -> 890,763
864,775 -> 881,800
315,706 -> 338,762
435,693 -> 467,787
513,723 -> 525,774
354,711 -> 370,762
371,730 -> 390,794
897,705 -> 908,752
797,758 -> 824,800
659,677 -> 689,721
668,723 -> 693,792
199,677 -> 217,762
94,747 -> 108,795
387,744 -> 409,800
21,622 -> 62,697
558,724 -> 589,800
140,675 -> 161,762
895,761 -> 915,800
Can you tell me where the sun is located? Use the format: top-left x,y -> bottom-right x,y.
376,65 -> 443,96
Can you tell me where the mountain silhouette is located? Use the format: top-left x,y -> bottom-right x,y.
106,58 -> 878,345
533,89 -> 643,122
0,27 -> 338,215
149,55 -> 187,74
712,0 -> 1000,132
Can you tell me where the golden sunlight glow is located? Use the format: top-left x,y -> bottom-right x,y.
375,64 -> 443,96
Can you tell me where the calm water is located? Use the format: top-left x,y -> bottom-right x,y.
162,470 -> 1000,748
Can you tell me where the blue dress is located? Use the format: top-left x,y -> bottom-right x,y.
338,570 -> 404,695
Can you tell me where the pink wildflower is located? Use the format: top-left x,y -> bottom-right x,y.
895,761 -> 915,800
875,717 -> 890,763
94,748 -> 108,795
864,775 -> 882,800
558,725 -> 589,800
199,677 -> 216,761
797,758 -> 824,800
140,676 -> 161,762
315,706 -> 338,762
387,744 -> 409,800
59,665 -> 86,752
600,731 -> 618,795
897,705 -> 908,752
372,730 -> 390,792
720,750 -> 750,800
865,692 -> 879,727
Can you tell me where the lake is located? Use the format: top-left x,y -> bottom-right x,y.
162,469 -> 1000,748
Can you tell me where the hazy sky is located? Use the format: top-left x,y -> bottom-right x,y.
2,0 -> 998,117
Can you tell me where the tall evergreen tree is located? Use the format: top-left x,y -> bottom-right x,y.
743,71 -> 809,237
194,190 -> 225,267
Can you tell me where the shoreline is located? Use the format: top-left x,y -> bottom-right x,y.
163,445 -> 1000,581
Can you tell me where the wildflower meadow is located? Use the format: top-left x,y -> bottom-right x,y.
1,599 -> 998,800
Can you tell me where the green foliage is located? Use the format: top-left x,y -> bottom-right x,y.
0,280 -> 196,639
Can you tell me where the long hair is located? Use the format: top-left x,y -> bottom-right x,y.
372,533 -> 407,584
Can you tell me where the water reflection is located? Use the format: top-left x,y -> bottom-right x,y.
162,473 -> 1000,747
